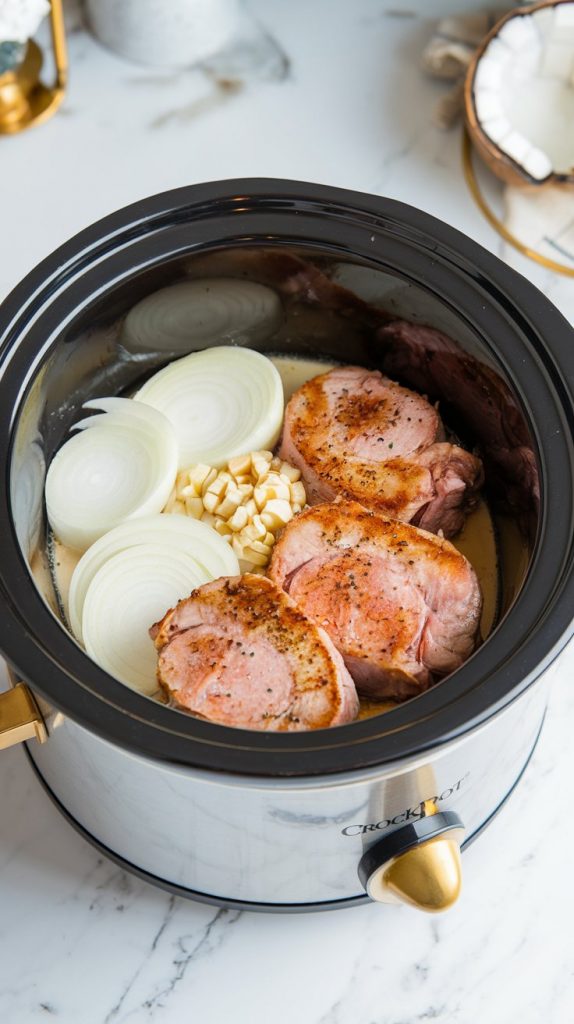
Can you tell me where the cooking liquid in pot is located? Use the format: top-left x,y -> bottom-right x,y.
46,354 -> 500,722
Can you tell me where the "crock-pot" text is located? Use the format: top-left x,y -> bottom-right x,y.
341,778 -> 466,836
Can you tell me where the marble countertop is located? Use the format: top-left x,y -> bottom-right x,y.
1,1 -> 573,1021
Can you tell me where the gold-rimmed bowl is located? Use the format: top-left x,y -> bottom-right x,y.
464,0 -> 574,188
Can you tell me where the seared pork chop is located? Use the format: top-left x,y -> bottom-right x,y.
378,319 -> 539,538
152,574 -> 359,730
269,501 -> 482,700
279,366 -> 483,537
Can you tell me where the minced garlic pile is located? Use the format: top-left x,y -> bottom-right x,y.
164,451 -> 306,571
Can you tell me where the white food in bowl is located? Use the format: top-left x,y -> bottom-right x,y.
472,1 -> 574,182
163,449 -> 307,571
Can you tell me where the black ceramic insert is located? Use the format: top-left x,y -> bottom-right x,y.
0,180 -> 573,776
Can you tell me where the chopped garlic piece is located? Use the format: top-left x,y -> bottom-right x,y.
228,453 -> 252,477
202,491 -> 219,514
206,475 -> 228,499
200,468 -> 218,494
185,495 -> 204,519
249,539 -> 273,556
188,463 -> 212,492
216,488 -> 242,518
252,453 -> 271,479
290,481 -> 306,506
280,461 -> 301,483
253,486 -> 267,511
229,505 -> 249,531
164,449 -> 307,571
266,479 -> 291,501
264,499 -> 293,524
242,519 -> 266,543
242,546 -> 269,567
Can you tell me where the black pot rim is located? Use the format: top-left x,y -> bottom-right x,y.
1,178 -> 573,777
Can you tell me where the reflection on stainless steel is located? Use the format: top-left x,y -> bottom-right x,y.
364,762 -> 441,855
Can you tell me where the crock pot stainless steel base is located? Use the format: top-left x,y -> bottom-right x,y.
1,180 -> 573,914
25,717 -> 543,912
25,676 -> 548,911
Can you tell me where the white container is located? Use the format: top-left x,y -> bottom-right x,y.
85,0 -> 244,69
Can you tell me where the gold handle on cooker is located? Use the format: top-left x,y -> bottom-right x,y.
358,801 -> 464,913
0,683 -> 47,749
0,0 -> 68,135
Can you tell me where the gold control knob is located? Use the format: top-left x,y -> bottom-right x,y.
358,810 -> 464,913
367,833 -> 463,912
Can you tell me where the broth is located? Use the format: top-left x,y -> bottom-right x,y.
48,354 -> 500,722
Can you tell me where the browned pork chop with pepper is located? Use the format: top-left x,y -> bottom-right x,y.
151,574 -> 359,730
278,365 -> 483,537
268,501 -> 482,700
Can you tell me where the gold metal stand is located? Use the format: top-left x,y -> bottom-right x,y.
462,129 -> 574,278
0,0 -> 67,135
0,683 -> 46,749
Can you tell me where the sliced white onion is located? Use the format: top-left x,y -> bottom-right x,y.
122,278 -> 283,355
82,544 -> 209,694
75,396 -> 168,431
45,398 -> 178,551
136,346 -> 284,468
68,513 -> 239,644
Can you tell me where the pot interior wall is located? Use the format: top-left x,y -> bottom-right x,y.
10,243 -> 537,681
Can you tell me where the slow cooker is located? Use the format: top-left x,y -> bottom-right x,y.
0,180 -> 573,913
